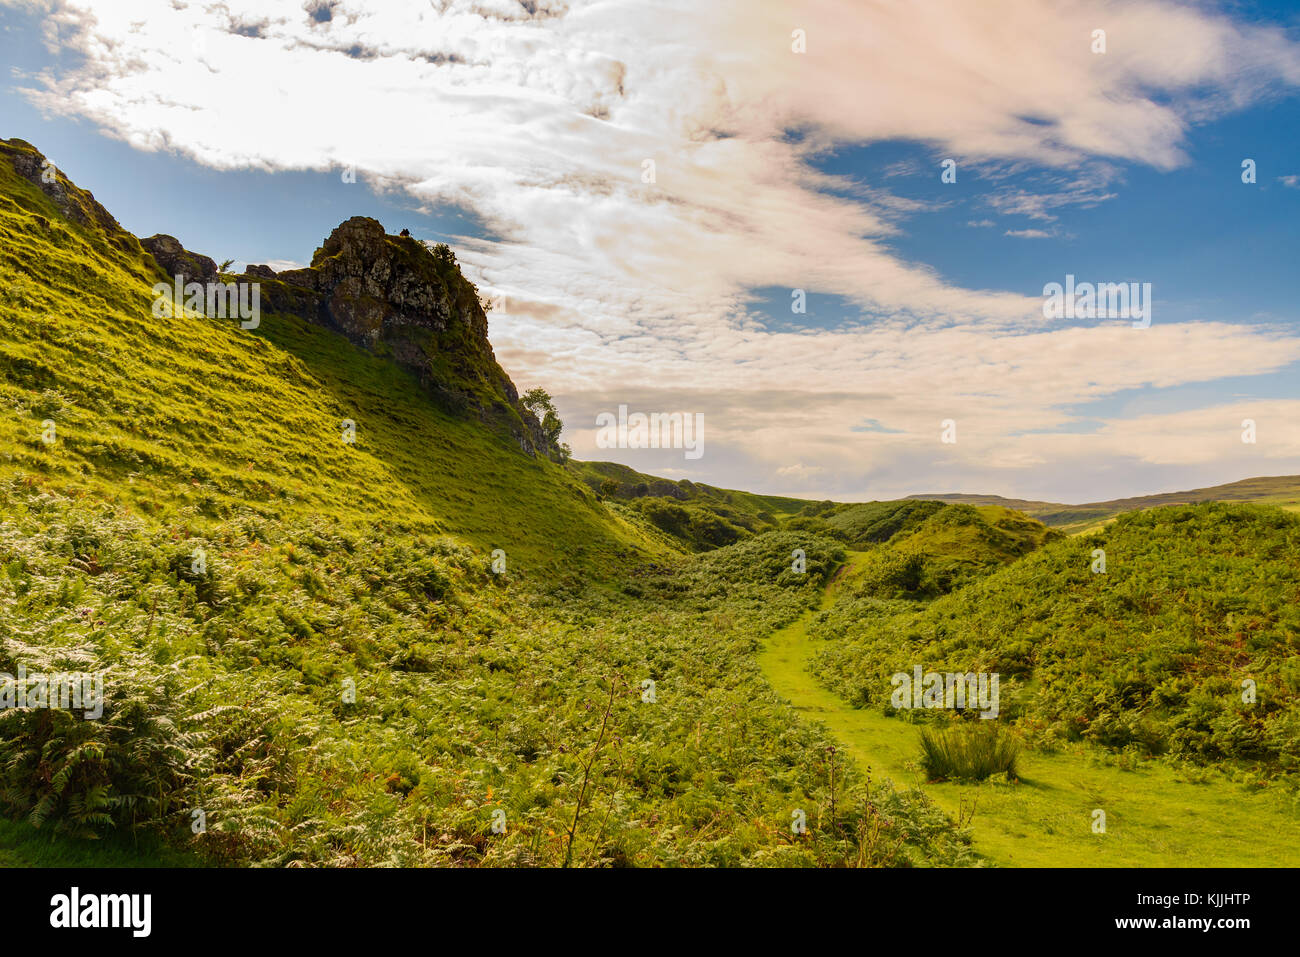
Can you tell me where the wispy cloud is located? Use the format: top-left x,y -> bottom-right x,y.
983,167 -> 1120,222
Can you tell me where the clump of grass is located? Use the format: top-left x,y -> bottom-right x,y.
919,723 -> 1020,781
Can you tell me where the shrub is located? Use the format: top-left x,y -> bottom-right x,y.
0,642 -> 196,838
918,723 -> 1020,781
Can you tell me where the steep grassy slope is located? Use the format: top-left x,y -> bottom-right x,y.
0,137 -> 660,579
812,503 -> 1300,771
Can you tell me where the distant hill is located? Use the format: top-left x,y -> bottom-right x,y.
906,475 -> 1300,532
567,459 -> 813,550
571,455 -> 1300,547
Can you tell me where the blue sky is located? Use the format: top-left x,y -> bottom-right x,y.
2,0 -> 1299,502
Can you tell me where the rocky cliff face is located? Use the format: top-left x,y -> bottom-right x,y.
0,138 -> 556,460
0,138 -> 123,235
251,217 -> 554,458
140,234 -> 218,286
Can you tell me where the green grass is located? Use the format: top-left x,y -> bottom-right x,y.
918,724 -> 1020,782
813,504 -> 1300,767
0,817 -> 198,867
0,489 -> 974,866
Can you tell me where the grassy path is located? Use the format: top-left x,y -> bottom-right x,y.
758,552 -> 1300,867
0,818 -> 197,867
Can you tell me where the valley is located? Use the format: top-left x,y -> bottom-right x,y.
1,136 -> 1297,869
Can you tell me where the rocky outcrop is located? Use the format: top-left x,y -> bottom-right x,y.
141,234 -> 219,286
257,216 -> 555,458
0,138 -> 123,234
276,216 -> 473,351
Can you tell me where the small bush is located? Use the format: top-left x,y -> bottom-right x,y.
918,723 -> 1020,781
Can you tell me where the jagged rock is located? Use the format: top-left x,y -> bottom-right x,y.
141,234 -> 219,286
245,264 -> 277,279
277,217 -> 453,347
269,217 -> 556,458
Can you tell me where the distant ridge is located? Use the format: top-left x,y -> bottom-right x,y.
906,475 -> 1300,529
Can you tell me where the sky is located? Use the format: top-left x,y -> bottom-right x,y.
1,0 -> 1298,504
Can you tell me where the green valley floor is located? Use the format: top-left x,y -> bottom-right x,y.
758,551 -> 1300,867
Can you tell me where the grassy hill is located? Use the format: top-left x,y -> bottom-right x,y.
0,138 -> 671,581
568,459 -> 812,551
811,500 -> 1061,600
811,503 -> 1300,769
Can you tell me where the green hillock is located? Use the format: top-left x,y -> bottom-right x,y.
0,137 -> 663,578
568,459 -> 810,551
817,501 -> 1061,598
812,503 -> 1300,769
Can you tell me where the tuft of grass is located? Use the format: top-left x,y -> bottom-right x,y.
919,723 -> 1020,782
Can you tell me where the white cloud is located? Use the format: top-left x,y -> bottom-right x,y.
234,258 -> 304,272
776,463 -> 825,478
